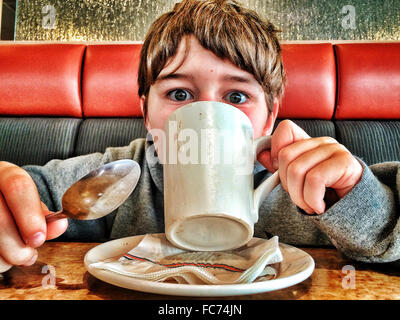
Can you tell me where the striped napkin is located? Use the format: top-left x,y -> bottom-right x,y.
90,233 -> 282,285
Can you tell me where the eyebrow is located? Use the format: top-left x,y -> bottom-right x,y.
155,73 -> 256,85
155,73 -> 193,83
222,75 -> 256,84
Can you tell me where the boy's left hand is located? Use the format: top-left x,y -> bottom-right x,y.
258,120 -> 363,215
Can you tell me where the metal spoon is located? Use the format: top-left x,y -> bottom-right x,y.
45,159 -> 141,223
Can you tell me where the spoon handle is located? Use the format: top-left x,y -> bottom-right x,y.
45,211 -> 68,223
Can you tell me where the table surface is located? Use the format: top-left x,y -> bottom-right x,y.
0,241 -> 399,300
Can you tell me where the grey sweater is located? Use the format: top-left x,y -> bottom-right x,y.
24,138 -> 400,263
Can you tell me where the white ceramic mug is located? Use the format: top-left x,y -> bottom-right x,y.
163,101 -> 279,251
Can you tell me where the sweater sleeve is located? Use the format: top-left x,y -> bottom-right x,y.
309,160 -> 400,263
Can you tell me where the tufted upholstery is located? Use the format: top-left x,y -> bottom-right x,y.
334,43 -> 400,120
279,43 -> 336,120
82,44 -> 143,117
0,44 -> 85,117
0,42 -> 399,166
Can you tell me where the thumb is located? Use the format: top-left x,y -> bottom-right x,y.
270,120 -> 310,167
40,203 -> 68,240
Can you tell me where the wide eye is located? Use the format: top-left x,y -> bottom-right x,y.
225,92 -> 248,104
168,89 -> 193,101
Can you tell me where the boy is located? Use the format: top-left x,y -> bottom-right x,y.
0,0 -> 399,272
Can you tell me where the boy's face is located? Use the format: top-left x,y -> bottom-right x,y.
141,35 -> 278,151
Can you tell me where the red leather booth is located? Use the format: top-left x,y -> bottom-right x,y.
1,42 -> 399,166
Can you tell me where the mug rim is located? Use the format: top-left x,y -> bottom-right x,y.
165,100 -> 253,129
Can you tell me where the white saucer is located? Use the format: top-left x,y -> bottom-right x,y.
84,234 -> 314,297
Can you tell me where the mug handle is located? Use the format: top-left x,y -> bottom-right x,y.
251,135 -> 280,223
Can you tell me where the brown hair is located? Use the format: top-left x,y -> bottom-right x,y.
138,0 -> 286,120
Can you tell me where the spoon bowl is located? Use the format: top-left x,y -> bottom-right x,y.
46,159 -> 140,223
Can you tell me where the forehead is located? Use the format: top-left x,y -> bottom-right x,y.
157,35 -> 255,80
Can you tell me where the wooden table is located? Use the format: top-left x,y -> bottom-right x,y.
0,241 -> 399,300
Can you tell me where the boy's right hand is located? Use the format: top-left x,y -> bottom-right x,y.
0,161 -> 68,272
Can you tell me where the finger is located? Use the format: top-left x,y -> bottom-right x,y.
303,152 -> 361,214
285,143 -> 341,214
278,137 -> 338,193
43,209 -> 68,240
0,193 -> 38,266
40,202 -> 49,211
325,154 -> 363,198
270,120 -> 310,170
257,150 -> 276,173
0,164 -> 46,248
40,202 -> 68,240
0,256 -> 12,273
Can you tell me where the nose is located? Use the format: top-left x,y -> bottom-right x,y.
197,88 -> 220,102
